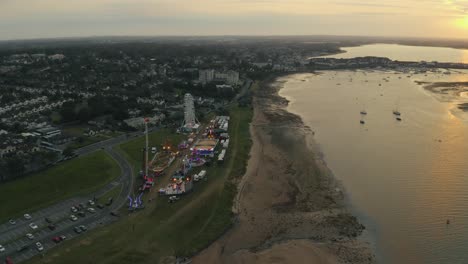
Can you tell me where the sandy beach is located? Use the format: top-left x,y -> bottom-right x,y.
193,77 -> 375,264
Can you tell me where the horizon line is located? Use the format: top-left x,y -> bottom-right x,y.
2,34 -> 468,44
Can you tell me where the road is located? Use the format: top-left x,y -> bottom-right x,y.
74,128 -> 156,156
0,80 -> 250,263
0,131 -> 140,263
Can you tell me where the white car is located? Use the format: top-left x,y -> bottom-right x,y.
0,245 -> 5,252
29,222 -> 38,230
24,213 -> 32,220
70,206 -> 78,213
88,200 -> 95,206
168,196 -> 180,203
87,208 -> 96,214
70,215 -> 78,221
9,219 -> 16,225
35,242 -> 44,251
26,233 -> 35,240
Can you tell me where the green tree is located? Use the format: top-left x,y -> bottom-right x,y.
60,102 -> 77,122
6,156 -> 25,179
62,146 -> 75,157
77,107 -> 91,123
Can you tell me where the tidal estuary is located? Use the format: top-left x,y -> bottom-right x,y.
279,46 -> 468,263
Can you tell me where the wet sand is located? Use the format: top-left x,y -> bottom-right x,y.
193,76 -> 374,264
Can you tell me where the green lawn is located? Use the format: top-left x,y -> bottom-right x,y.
67,135 -> 109,150
63,126 -> 87,137
97,184 -> 123,205
27,106 -> 253,264
117,129 -> 185,173
63,125 -> 123,150
0,151 -> 121,222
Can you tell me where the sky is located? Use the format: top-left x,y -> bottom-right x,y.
1,0 -> 468,40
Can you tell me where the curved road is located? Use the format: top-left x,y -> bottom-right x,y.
0,131 -> 142,263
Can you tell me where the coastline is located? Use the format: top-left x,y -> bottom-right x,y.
193,75 -> 375,264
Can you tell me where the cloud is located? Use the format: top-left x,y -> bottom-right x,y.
0,0 -> 466,40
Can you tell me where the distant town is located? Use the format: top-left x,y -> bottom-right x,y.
1,39 -> 468,183
0,40 -> 339,182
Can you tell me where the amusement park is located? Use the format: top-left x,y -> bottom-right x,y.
127,93 -> 232,211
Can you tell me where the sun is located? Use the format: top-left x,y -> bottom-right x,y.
456,16 -> 468,28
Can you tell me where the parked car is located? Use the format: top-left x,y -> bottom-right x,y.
0,245 -> 5,252
168,196 -> 180,203
70,215 -> 78,221
16,245 -> 28,252
70,206 -> 78,213
23,214 -> 32,220
59,235 -> 67,240
73,226 -> 82,234
79,225 -> 87,232
8,219 -> 16,225
52,236 -> 64,243
87,208 -> 96,214
193,170 -> 207,182
48,224 -> 56,230
88,200 -> 95,206
35,242 -> 43,252
110,211 -> 119,217
29,223 -> 38,230
26,233 -> 34,240
5,256 -> 13,264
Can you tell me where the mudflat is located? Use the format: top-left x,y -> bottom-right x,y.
193,77 -> 374,264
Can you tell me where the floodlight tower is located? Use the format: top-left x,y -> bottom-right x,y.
144,117 -> 149,178
183,93 -> 199,129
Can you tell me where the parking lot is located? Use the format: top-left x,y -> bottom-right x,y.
0,195 -> 120,263
0,146 -> 134,263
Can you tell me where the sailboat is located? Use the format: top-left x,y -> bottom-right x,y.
393,97 -> 401,116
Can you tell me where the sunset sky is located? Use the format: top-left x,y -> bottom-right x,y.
1,0 -> 468,40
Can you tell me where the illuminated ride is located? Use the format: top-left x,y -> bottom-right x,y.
127,192 -> 144,211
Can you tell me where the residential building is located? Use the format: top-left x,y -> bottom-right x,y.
198,69 -> 215,85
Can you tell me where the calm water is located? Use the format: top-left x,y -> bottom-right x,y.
321,44 -> 468,63
279,70 -> 468,264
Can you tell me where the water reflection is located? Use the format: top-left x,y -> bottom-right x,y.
279,71 -> 468,264
321,44 -> 468,64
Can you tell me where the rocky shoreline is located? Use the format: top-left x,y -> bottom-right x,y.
193,75 -> 375,264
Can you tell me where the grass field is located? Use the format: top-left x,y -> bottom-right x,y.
63,125 -> 123,150
117,129 -> 185,174
28,105 -> 253,264
97,184 -> 123,205
0,151 -> 121,223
